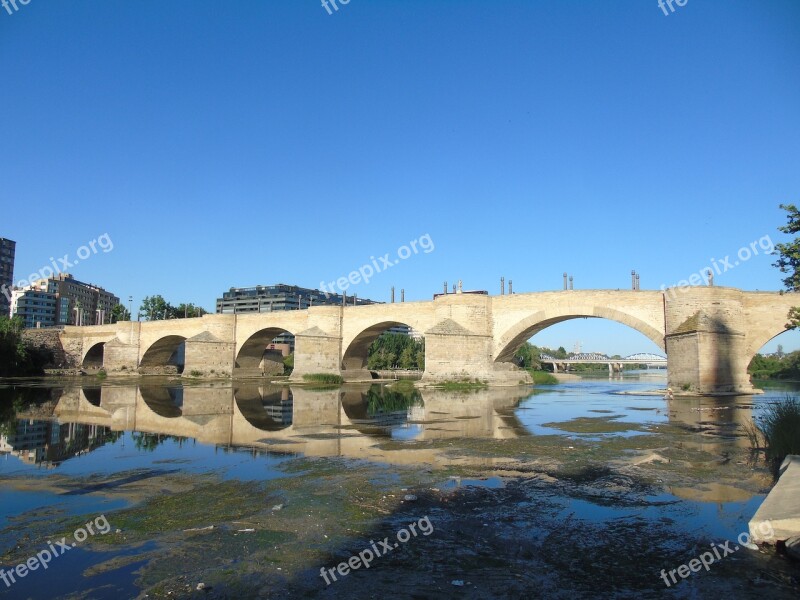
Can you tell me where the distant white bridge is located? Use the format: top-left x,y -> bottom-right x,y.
539,352 -> 667,374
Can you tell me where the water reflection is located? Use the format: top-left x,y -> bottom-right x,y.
0,378 -> 787,475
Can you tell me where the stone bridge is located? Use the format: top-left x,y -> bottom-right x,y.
57,286 -> 797,394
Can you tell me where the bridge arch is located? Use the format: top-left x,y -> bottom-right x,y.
746,322 -> 794,365
82,342 -> 106,369
234,385 -> 293,431
236,327 -> 294,372
494,307 -> 665,363
140,386 -> 183,418
139,336 -> 187,373
341,320 -> 424,378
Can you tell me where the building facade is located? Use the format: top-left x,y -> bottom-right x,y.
11,274 -> 120,327
10,287 -> 58,328
45,274 -> 119,326
0,237 -> 15,317
216,283 -> 378,314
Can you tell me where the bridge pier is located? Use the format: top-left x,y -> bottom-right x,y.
289,307 -> 345,382
421,294 -> 532,386
665,288 -> 756,395
184,333 -> 236,377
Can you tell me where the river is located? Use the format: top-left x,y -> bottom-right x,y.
0,373 -> 798,598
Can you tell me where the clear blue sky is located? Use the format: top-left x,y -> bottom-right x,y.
2,0 -> 799,355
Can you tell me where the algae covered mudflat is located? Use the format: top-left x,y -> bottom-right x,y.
0,377 -> 798,598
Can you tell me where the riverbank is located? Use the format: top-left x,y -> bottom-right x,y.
1,376 -> 798,597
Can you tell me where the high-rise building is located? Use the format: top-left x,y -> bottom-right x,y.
42,274 -> 119,326
0,237 -> 15,317
13,274 -> 120,327
10,286 -> 58,328
215,283 -> 378,314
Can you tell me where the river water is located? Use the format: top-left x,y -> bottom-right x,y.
0,373 -> 798,598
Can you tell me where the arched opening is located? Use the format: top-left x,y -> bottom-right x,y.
748,329 -> 800,385
496,317 -> 665,379
340,385 -> 423,436
234,384 -> 293,431
140,386 -> 184,418
82,343 -> 106,370
236,328 -> 294,376
82,387 -> 102,407
342,321 -> 424,381
139,336 -> 187,374
495,309 -> 665,364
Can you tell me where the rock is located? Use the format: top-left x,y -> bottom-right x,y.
403,494 -> 417,501
787,536 -> 800,561
451,580 -> 464,586
271,504 -> 283,511
196,583 -> 207,591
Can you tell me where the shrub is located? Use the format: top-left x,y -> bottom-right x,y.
747,395 -> 800,475
302,373 -> 343,385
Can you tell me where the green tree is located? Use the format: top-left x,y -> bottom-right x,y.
0,316 -> 51,376
774,204 -> 800,290
110,304 -> 130,323
773,204 -> 800,329
398,346 -> 416,369
172,303 -> 208,319
366,332 -> 424,370
140,295 -> 173,321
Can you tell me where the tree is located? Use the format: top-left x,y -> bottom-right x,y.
110,304 -> 130,323
367,332 -> 424,370
172,303 -> 208,319
773,204 -> 800,329
140,295 -> 173,321
0,316 -> 50,376
398,346 -> 416,369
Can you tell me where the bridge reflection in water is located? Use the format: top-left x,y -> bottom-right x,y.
2,381 -> 758,502
44,383 -> 532,467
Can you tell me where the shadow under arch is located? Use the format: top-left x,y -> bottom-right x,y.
494,308 -> 666,364
140,386 -> 184,418
236,327 -> 294,373
82,342 -> 106,369
81,386 -> 102,407
342,321 -> 424,379
234,384 -> 293,431
139,336 -> 187,374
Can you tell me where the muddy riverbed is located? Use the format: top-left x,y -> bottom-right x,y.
0,375 -> 798,598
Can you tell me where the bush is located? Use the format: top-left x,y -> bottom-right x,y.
302,373 -> 343,385
747,395 -> 800,474
529,370 -> 558,385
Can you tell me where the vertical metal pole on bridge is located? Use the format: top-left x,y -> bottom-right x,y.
563,272 -> 567,290
501,277 -> 505,296
569,276 -> 574,290
391,286 -> 395,303
509,280 -> 513,294
401,289 -> 405,303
